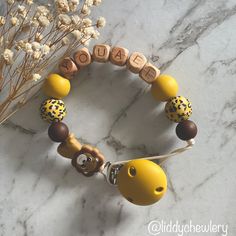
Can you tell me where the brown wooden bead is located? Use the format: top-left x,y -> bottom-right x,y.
176,120 -> 197,141
59,57 -> 78,76
74,47 -> 92,67
48,122 -> 69,142
127,52 -> 147,74
139,62 -> 160,84
57,133 -> 82,159
92,44 -> 110,63
110,46 -> 129,66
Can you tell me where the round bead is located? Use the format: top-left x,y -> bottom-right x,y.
40,98 -> 66,122
176,120 -> 197,141
117,159 -> 167,206
43,74 -> 71,99
151,74 -> 178,101
165,96 -> 192,122
48,122 -> 69,142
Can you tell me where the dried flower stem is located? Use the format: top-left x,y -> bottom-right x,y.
0,0 -> 106,124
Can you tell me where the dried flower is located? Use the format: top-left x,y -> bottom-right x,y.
26,0 -> 33,5
3,49 -> 14,64
0,0 -> 105,124
71,15 -> 81,24
83,18 -> 92,27
0,16 -> 6,26
93,0 -> 102,6
96,17 -> 106,28
72,30 -> 82,40
81,5 -> 91,15
7,0 -> 14,5
58,14 -> 72,25
32,74 -> 41,81
55,0 -> 70,13
41,44 -> 50,55
38,16 -> 50,27
11,17 -> 20,26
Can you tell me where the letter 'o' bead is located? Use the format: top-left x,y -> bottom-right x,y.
151,74 -> 178,101
165,96 -> 192,123
176,120 -> 197,141
48,122 -> 69,142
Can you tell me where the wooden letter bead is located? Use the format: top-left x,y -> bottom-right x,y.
59,57 -> 78,76
139,62 -> 160,84
127,52 -> 147,74
110,47 -> 129,66
93,44 -> 110,63
74,47 -> 92,67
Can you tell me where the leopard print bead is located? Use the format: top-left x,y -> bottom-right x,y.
165,96 -> 192,123
40,98 -> 66,122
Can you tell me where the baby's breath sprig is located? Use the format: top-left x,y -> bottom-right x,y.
0,0 -> 106,124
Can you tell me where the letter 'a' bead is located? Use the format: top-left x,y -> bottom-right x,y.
127,52 -> 147,74
110,47 -> 129,66
93,44 -> 110,62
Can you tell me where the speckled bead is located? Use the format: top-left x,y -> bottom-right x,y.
40,99 -> 66,122
165,96 -> 192,122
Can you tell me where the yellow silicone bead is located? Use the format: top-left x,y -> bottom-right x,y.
43,74 -> 71,99
117,159 -> 167,206
151,74 -> 178,101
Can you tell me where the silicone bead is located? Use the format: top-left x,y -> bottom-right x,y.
43,74 -> 71,99
117,159 -> 167,206
165,96 -> 192,122
151,74 -> 178,101
176,120 -> 197,140
48,122 -> 69,142
40,98 -> 66,122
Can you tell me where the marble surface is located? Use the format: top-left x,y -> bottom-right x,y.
0,0 -> 236,235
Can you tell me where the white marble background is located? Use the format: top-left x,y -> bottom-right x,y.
0,0 -> 236,235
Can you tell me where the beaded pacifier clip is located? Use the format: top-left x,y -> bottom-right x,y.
39,44 -> 197,206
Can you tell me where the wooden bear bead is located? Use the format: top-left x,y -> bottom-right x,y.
59,57 -> 78,76
57,133 -> 82,159
110,47 -> 129,66
127,52 -> 147,74
74,47 -> 92,67
139,62 -> 160,84
92,44 -> 110,63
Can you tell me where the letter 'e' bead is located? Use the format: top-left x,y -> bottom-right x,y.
139,62 -> 160,84
127,52 -> 147,74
